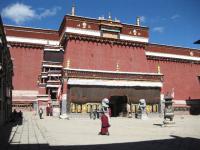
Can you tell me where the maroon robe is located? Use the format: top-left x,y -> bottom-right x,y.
100,114 -> 110,135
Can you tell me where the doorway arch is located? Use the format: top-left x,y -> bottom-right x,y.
109,96 -> 128,117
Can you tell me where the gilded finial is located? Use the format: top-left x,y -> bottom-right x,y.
157,63 -> 160,74
116,62 -> 120,71
115,17 -> 120,22
108,12 -> 112,20
136,16 -> 140,26
71,0 -> 75,16
66,59 -> 71,68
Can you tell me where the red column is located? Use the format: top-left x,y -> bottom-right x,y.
61,79 -> 68,104
62,79 -> 68,95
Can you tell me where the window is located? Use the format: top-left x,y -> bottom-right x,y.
100,26 -> 120,39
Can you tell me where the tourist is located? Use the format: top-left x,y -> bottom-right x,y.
13,109 -> 17,116
18,110 -> 23,119
18,110 -> 23,125
39,108 -> 43,119
127,103 -> 132,118
99,111 -> 110,135
93,109 -> 97,120
108,107 -> 112,117
46,105 -> 50,116
89,107 -> 93,119
101,97 -> 110,121
50,106 -> 53,116
96,108 -> 100,119
10,109 -> 17,122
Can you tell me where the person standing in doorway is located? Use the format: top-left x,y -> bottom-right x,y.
39,108 -> 43,119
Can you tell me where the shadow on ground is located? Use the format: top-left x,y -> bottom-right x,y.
0,112 -> 23,150
3,136 -> 200,150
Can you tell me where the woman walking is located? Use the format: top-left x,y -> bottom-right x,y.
99,112 -> 110,135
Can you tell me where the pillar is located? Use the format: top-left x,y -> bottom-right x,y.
60,78 -> 69,119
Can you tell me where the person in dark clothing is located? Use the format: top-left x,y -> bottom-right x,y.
18,110 -> 23,119
39,108 -> 43,119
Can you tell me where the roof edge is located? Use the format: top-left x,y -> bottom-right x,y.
65,14 -> 149,29
4,24 -> 58,32
150,42 -> 200,51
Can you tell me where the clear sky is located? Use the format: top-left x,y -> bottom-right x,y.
0,0 -> 200,49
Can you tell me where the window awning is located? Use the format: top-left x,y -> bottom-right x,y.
69,85 -> 160,104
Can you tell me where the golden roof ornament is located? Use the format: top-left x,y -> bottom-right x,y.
71,0 -> 75,16
66,59 -> 71,68
136,16 -> 140,26
157,63 -> 161,74
108,12 -> 112,20
116,62 -> 120,71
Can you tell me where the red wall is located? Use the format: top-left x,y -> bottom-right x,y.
10,46 -> 43,90
64,40 -> 151,72
148,59 -> 200,100
64,40 -> 200,101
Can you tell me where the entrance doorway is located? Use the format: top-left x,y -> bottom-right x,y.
109,96 -> 128,117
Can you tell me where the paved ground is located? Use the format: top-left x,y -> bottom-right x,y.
0,112 -> 200,150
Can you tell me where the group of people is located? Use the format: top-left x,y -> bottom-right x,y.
88,98 -> 111,135
38,105 -> 53,119
10,109 -> 23,123
89,108 -> 100,120
38,98 -> 111,136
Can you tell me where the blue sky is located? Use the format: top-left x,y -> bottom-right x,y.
0,0 -> 200,49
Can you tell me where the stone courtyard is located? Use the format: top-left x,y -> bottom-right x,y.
0,112 -> 200,150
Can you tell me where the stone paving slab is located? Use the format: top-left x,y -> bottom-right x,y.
0,112 -> 200,150
37,114 -> 200,146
